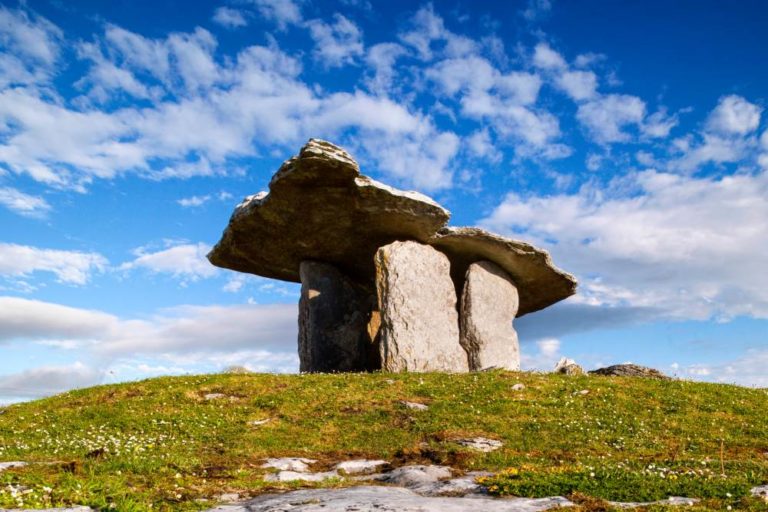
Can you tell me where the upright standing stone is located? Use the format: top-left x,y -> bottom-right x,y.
375,241 -> 468,372
460,261 -> 520,371
298,261 -> 377,372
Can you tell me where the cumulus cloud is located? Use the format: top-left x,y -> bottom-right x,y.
250,0 -> 302,28
121,242 -> 217,281
0,243 -> 107,285
212,7 -> 248,28
0,362 -> 103,399
306,14 -> 364,68
576,94 -> 646,143
532,42 -> 567,70
0,6 -> 63,87
483,169 -> 768,321
0,186 -> 50,217
706,95 -> 762,135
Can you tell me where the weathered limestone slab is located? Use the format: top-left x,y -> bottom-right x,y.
375,241 -> 468,372
208,139 -> 450,285
429,227 -> 577,316
460,261 -> 520,371
299,261 -> 377,372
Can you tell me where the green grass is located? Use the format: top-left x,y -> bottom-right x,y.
0,371 -> 766,511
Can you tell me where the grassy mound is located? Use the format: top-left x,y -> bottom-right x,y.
0,371 -> 766,511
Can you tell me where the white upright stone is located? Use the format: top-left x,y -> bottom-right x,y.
459,261 -> 520,371
375,241 -> 468,372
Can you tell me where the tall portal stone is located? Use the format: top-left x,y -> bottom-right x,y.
298,261 -> 377,372
375,241 -> 468,372
460,261 -> 520,371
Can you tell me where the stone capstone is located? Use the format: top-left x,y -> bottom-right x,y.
460,261 -> 520,371
298,261 -> 378,372
589,364 -> 670,380
429,227 -> 576,317
208,139 -> 450,285
375,241 -> 468,373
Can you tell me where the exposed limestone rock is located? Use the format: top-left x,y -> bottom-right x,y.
454,437 -> 504,452
554,357 -> 584,375
263,470 -> 338,482
298,261 -> 377,372
429,227 -> 577,316
0,461 -> 27,471
207,486 -> 575,512
208,139 -> 450,285
460,261 -> 520,371
589,363 -> 670,380
260,457 -> 316,472
400,400 -> 429,411
334,459 -> 389,475
371,465 -> 453,487
375,241 -> 468,372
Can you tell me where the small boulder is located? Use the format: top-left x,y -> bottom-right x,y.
334,459 -> 389,475
554,357 -> 584,375
400,400 -> 429,411
589,363 -> 670,380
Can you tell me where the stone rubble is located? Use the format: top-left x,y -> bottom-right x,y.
553,357 -> 584,375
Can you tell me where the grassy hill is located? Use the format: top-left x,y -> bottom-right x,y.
0,371 -> 766,511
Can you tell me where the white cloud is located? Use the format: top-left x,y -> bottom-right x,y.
306,14 -> 364,68
0,362 -> 103,398
682,348 -> 768,387
555,70 -> 597,101
177,194 -> 211,207
364,42 -> 407,94
577,94 -> 646,143
212,7 -> 248,28
121,242 -> 217,280
537,337 -> 560,357
250,0 -> 302,29
532,42 -> 566,70
483,169 -> 768,320
706,95 -> 762,135
0,6 -> 63,87
466,129 -> 501,163
0,186 -> 50,217
0,296 -> 115,341
398,4 -> 446,60
521,0 -> 552,21
0,243 -> 107,285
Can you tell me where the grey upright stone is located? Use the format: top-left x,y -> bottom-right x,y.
299,261 -> 377,372
460,261 -> 520,371
375,241 -> 468,372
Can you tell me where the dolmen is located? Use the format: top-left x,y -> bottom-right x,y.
208,139 -> 577,373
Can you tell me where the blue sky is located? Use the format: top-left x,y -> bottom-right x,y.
0,0 -> 766,403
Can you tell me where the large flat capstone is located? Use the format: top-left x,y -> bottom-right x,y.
208,139 -> 450,285
375,241 -> 468,372
429,227 -> 577,316
298,261 -> 377,372
460,261 -> 520,371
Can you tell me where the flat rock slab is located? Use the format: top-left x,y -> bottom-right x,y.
208,139 -> 450,285
334,459 -> 389,475
260,458 -> 316,472
206,486 -> 575,512
460,261 -> 520,371
375,241 -> 468,372
0,461 -> 27,471
429,227 -> 576,316
370,465 -> 453,487
455,437 -> 504,452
